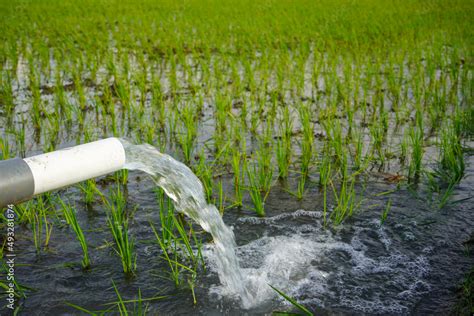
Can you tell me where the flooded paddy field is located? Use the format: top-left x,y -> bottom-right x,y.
0,0 -> 473,315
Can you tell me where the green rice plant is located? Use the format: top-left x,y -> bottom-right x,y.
408,125 -> 424,182
330,175 -> 363,226
59,199 -> 91,269
104,188 -> 136,275
150,216 -> 203,295
78,179 -> 98,205
255,147 -> 274,194
290,175 -> 306,200
0,137 -> 11,160
66,281 -> 166,316
437,182 -> 456,209
217,180 -> 225,215
370,119 -> 386,167
150,222 -> 183,287
246,164 -> 267,217
172,215 -> 205,272
352,128 -> 365,170
323,118 -> 345,170
194,151 -> 213,203
0,72 -> 15,117
112,281 -> 149,316
155,188 -> 174,248
453,267 -> 474,315
319,154 -> 332,227
439,123 -> 465,184
399,128 -> 409,166
269,284 -> 313,316
28,196 -> 53,253
177,105 -> 198,164
380,198 -> 391,225
276,137 -> 291,180
231,150 -> 243,207
115,170 -> 129,186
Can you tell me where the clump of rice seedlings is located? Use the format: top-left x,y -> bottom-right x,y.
370,119 -> 386,167
155,188 -> 174,248
319,154 -> 332,226
150,214 -> 204,299
78,179 -> 98,205
0,72 -> 15,118
330,174 -> 363,226
246,164 -> 267,217
59,199 -> 91,269
290,175 -> 306,200
425,171 -> 456,209
177,104 -> 198,164
276,137 -> 291,180
323,118 -> 345,169
26,196 -> 53,253
255,146 -> 274,194
194,151 -> 213,203
399,128 -> 409,166
408,125 -> 424,182
105,188 -> 136,275
439,123 -> 465,184
115,170 -> 129,186
8,119 -> 26,157
351,128 -> 365,170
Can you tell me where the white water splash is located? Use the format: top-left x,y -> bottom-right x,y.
206,211 -> 431,313
119,140 -> 253,306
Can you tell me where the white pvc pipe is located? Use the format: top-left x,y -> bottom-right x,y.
24,138 -> 126,195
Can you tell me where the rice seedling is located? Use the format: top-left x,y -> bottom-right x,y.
408,125 -> 424,182
194,151 -> 213,203
276,137 -> 291,180
231,150 -> 243,207
0,137 -> 11,160
269,284 -> 313,316
150,217 -> 203,295
439,123 -> 465,184
294,176 -> 306,200
330,175 -> 364,226
217,180 -> 225,215
380,198 -> 392,225
246,164 -> 267,217
319,155 -> 332,227
26,196 -> 53,253
59,198 -> 91,269
104,188 -> 136,275
112,280 -> 148,316
78,179 -> 98,205
177,105 -> 198,164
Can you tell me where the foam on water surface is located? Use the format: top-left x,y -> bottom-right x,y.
206,210 -> 431,313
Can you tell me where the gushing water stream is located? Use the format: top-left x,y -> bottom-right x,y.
120,140 -> 253,306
